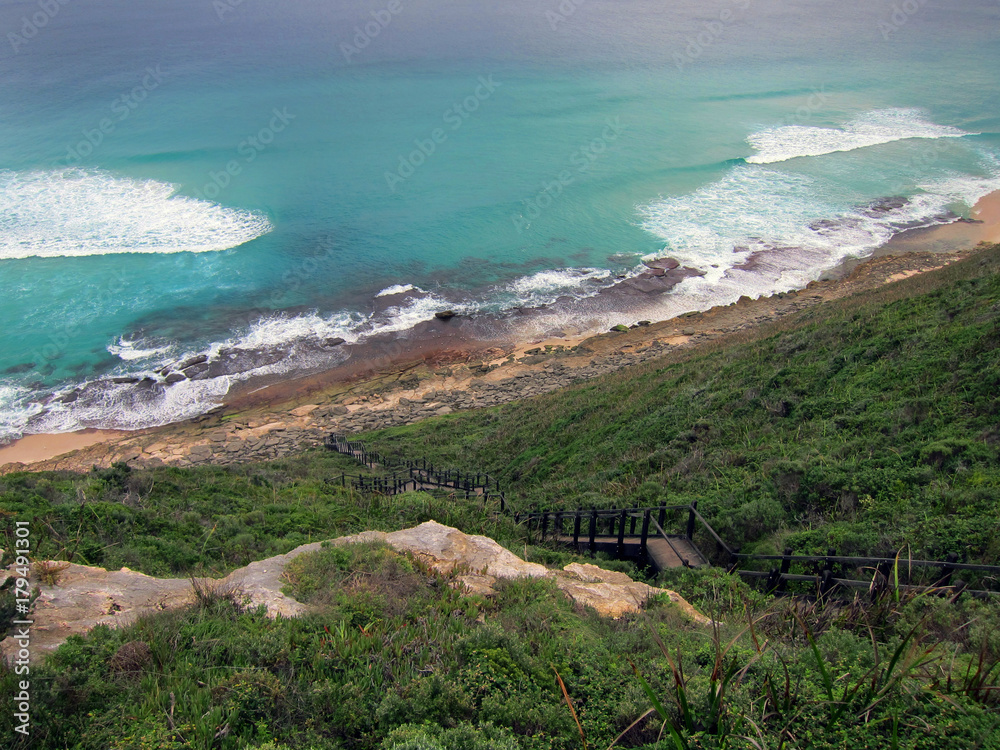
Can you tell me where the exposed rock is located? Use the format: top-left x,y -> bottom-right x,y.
335,521 -> 551,579
322,337 -> 346,347
178,354 -> 209,369
182,363 -> 211,380
290,404 -> 320,417
2,522 -> 709,662
0,564 -> 194,663
434,310 -> 457,320
451,574 -> 498,597
558,563 -> 712,622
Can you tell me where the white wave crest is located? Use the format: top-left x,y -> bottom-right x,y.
0,169 -> 272,261
746,108 -> 972,165
369,293 -> 458,335
31,377 -> 232,435
504,267 -> 613,306
0,384 -> 44,443
108,336 -> 175,362
376,283 -> 420,297
640,161 -> 1000,287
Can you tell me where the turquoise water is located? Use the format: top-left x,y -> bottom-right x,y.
1,0 -> 999,438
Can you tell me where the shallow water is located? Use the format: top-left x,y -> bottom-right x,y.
1,0 -> 998,439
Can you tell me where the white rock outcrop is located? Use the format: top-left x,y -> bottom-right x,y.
2,521 -> 708,664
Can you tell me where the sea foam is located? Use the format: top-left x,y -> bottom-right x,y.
745,109 -> 972,165
0,169 -> 272,260
640,159 -> 1000,288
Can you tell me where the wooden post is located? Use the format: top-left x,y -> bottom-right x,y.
779,548 -> 792,595
686,502 -> 698,541
617,509 -> 627,558
820,569 -> 837,599
589,509 -> 598,554
554,512 -> 563,540
939,552 -> 959,587
640,510 -> 651,557
629,513 -> 637,536
541,513 -> 549,540
766,568 -> 781,594
573,511 -> 582,548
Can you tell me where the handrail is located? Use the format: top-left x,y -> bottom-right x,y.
730,553 -> 1000,573
649,516 -> 693,568
519,504 -> 692,521
326,433 -> 1000,591
688,505 -> 736,556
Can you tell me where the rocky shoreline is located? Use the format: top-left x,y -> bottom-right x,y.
1,246 -> 982,476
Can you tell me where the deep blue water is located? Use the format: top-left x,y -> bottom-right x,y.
1,0 -> 998,438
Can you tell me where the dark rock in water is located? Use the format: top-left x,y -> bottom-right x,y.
56,389 -> 82,404
111,377 -> 140,385
322,337 -> 346,347
3,362 -> 35,375
610,324 -> 629,332
809,218 -> 841,231
863,196 -> 908,216
643,257 -> 681,271
136,377 -> 158,390
435,310 -> 457,320
637,320 -> 651,327
164,373 -> 186,384
178,354 -> 209,370
183,363 -> 211,380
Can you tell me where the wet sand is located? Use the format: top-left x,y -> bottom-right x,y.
0,430 -> 126,466
4,190 -> 999,470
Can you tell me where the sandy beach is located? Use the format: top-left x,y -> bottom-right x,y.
3,190 -> 999,474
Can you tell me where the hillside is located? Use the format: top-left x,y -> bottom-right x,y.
1,245 -> 999,749
367,244 -> 1000,562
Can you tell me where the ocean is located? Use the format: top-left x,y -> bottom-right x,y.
1,0 -> 998,440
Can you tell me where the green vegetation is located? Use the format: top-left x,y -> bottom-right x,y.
2,245 -> 1000,747
2,543 -> 998,749
0,451 -> 517,578
368,245 -> 1000,562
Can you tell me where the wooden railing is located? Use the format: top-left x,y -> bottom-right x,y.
326,434 -> 506,510
516,504 -> 707,567
325,433 -> 1000,599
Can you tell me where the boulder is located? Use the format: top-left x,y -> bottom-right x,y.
0,564 -> 194,663
335,521 -> 551,579
178,354 -> 209,370
3,522 -> 708,663
558,563 -> 712,622
434,310 -> 457,320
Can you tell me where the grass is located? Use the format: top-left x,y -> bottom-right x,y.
2,545 -> 998,749
365,244 -> 1000,563
2,244 -> 1000,748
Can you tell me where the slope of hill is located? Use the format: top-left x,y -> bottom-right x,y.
368,245 -> 1000,562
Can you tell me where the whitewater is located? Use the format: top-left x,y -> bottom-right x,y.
0,0 -> 998,442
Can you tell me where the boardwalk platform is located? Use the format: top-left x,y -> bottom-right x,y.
555,534 -> 708,570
